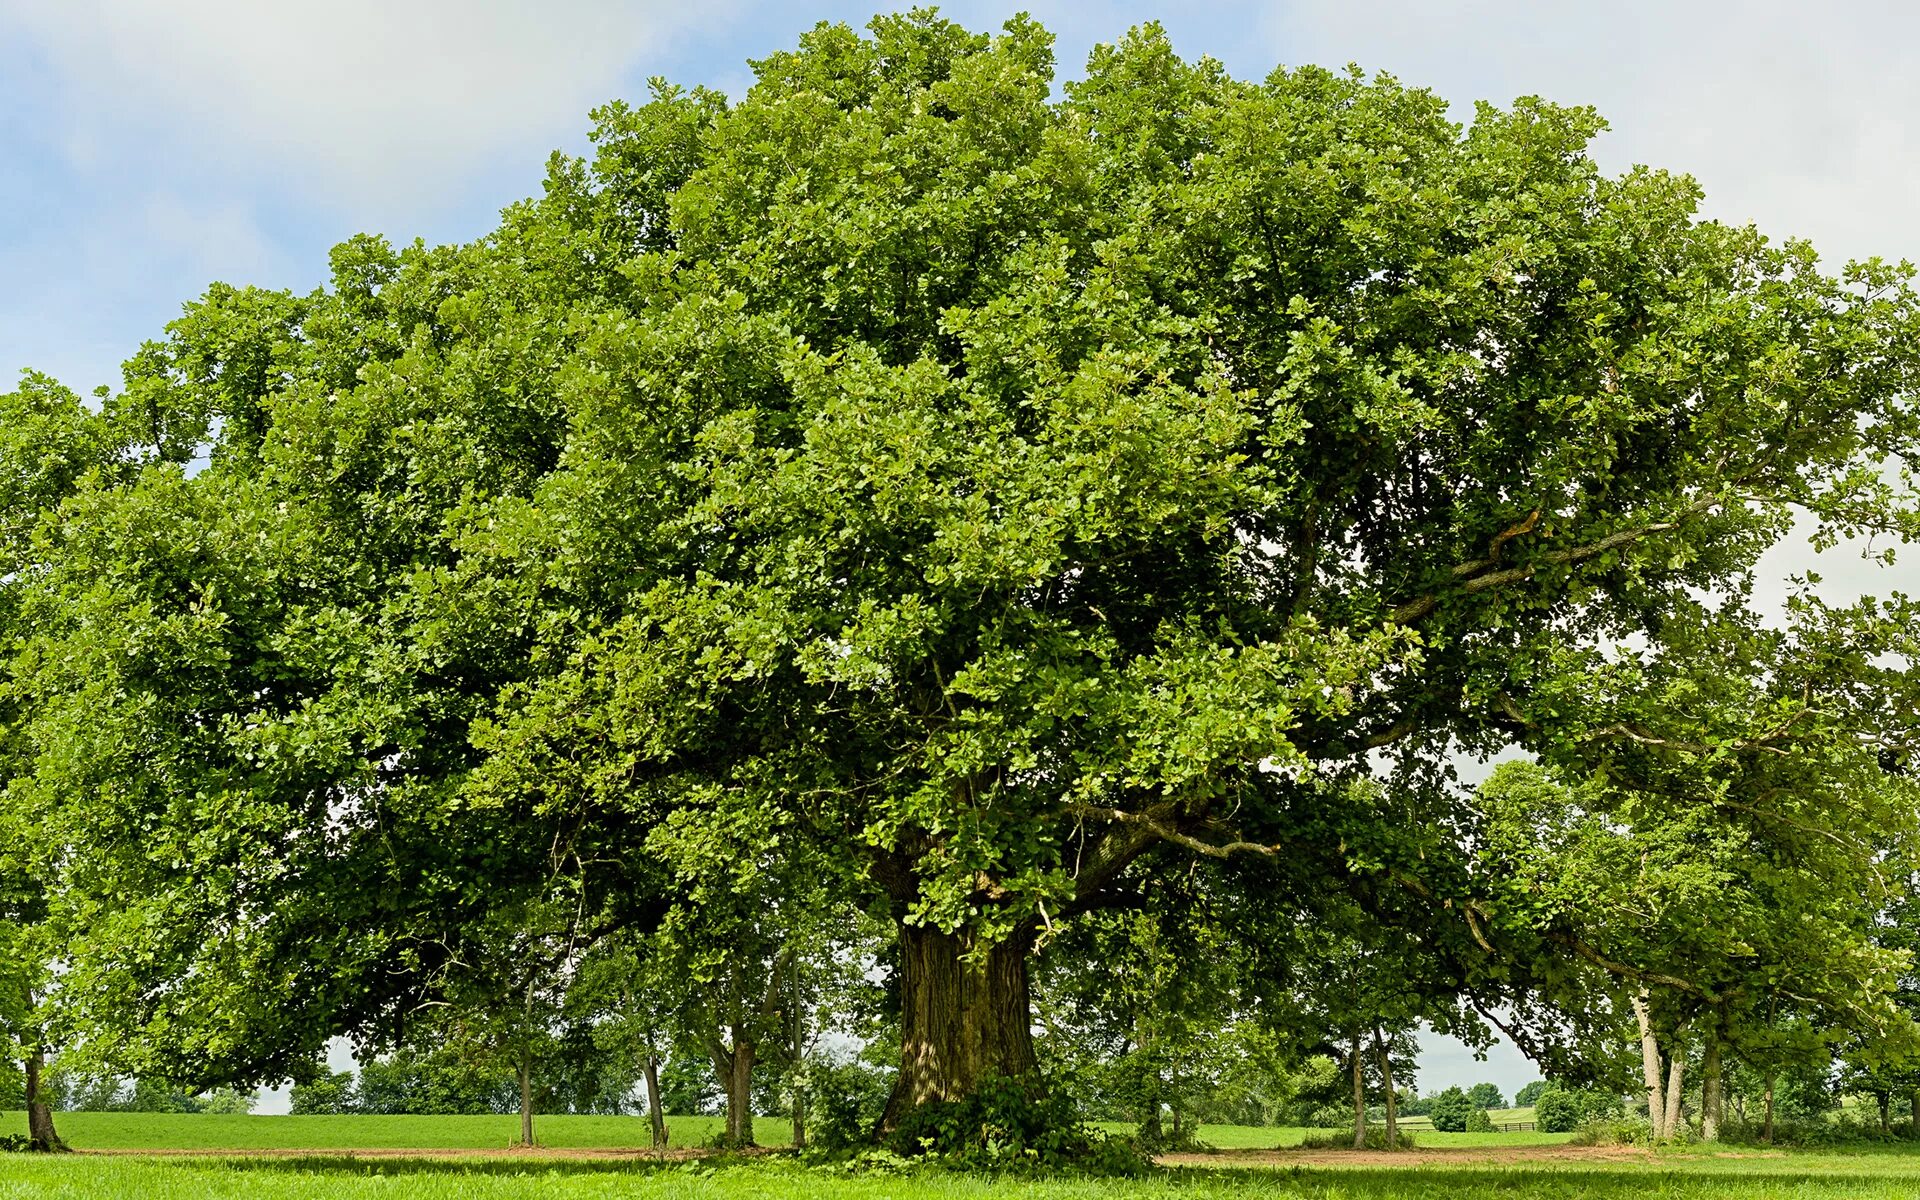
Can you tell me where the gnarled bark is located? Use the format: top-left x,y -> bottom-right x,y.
880,923 -> 1037,1130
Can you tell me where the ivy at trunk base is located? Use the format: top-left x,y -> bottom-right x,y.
883,1075 -> 1146,1176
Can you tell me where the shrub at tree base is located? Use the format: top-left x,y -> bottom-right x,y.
883,1077 -> 1147,1175
804,1060 -> 896,1153
1300,1127 -> 1417,1150
1464,1107 -> 1495,1133
1534,1088 -> 1582,1133
1571,1116 -> 1657,1146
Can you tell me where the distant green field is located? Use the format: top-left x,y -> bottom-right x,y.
3,1111 -> 1569,1152
0,1111 -> 749,1151
5,1152 -> 1920,1199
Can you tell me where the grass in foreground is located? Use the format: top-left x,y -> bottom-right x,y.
7,1153 -> 1920,1199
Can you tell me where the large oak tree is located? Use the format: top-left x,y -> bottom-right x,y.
7,12 -> 1917,1129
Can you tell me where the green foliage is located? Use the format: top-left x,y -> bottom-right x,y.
1,6 -> 1917,1141
1427,1087 -> 1473,1132
884,1076 -> 1146,1175
804,1059 -> 896,1152
1299,1126 -> 1417,1150
1466,1083 -> 1503,1111
1514,1081 -> 1548,1108
289,1071 -> 356,1116
1534,1088 -> 1583,1133
1571,1115 -> 1657,1146
353,1051 -> 514,1117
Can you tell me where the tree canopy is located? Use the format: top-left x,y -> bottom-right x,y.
2,10 -> 1916,1148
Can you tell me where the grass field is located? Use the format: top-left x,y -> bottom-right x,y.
0,1112 -> 1571,1152
4,1114 -> 1920,1197
6,1152 -> 1920,1198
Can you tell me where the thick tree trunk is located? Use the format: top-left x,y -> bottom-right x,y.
880,923 -> 1037,1130
642,1051 -> 668,1150
1762,1076 -> 1776,1143
24,1047 -> 62,1152
1700,1031 -> 1723,1142
517,1055 -> 535,1147
707,1032 -> 756,1146
1663,1046 -> 1686,1140
724,1035 -> 756,1146
1632,992 -> 1666,1139
1350,1032 -> 1367,1150
1376,1028 -> 1398,1152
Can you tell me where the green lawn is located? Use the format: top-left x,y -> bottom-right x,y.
5,1113 -> 1920,1198
0,1111 -> 753,1151
5,1153 -> 1920,1199
5,1111 -> 1570,1153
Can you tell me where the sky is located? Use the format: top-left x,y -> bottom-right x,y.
4,0 -> 1916,1112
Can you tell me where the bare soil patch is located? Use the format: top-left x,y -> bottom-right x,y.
1157,1144 -> 1668,1169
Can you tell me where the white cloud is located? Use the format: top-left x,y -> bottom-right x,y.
0,0 -> 736,213
1265,0 -> 1920,269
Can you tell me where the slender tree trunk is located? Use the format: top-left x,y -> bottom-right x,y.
727,1032 -> 756,1147
1877,1091 -> 1890,1134
1350,1031 -> 1367,1150
1701,1030 -> 1723,1143
24,1046 -> 62,1152
1762,1076 -> 1776,1143
1376,1028 -> 1398,1152
1663,1046 -> 1686,1140
642,1050 -> 668,1150
1632,991 -> 1666,1139
880,923 -> 1038,1130
1139,1058 -> 1165,1147
1909,1088 -> 1918,1137
788,958 -> 807,1150
517,1054 -> 534,1147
